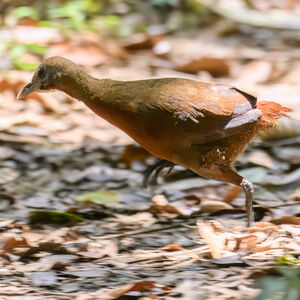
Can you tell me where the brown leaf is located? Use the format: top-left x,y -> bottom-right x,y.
247,222 -> 279,233
0,78 -> 27,96
271,216 -> 300,225
160,244 -> 183,251
2,237 -> 28,252
99,281 -> 170,299
20,242 -> 70,259
17,17 -> 39,26
234,235 -> 259,252
49,33 -> 126,66
122,33 -> 162,51
151,194 -> 198,216
120,144 -> 151,166
197,220 -> 225,258
201,200 -> 233,213
175,57 -> 230,77
183,184 -> 233,202
223,185 -> 241,204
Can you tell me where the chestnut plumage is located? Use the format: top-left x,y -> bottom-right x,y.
18,56 -> 291,226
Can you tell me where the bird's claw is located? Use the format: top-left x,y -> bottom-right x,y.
143,159 -> 174,187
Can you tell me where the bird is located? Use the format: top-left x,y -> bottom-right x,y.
17,56 -> 290,227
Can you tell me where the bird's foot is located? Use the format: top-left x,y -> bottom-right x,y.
241,178 -> 254,227
143,159 -> 174,187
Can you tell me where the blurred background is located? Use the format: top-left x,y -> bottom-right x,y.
0,1 -> 299,298
0,0 -> 299,147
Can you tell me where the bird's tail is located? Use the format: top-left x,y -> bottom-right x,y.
256,101 -> 291,128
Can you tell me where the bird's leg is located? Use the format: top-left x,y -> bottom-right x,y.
240,178 -> 254,227
143,159 -> 174,187
217,167 -> 254,227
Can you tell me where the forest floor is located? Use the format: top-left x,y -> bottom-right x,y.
0,3 -> 300,299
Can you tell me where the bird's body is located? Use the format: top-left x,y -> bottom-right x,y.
83,78 -> 259,183
17,57 -> 290,226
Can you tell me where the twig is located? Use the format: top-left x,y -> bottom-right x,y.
95,221 -> 195,240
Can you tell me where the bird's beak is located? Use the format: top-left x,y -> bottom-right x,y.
17,81 -> 41,100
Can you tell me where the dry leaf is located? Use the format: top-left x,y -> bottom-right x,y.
160,244 -> 183,251
121,144 -> 151,166
114,212 -> 156,227
175,57 -> 230,77
49,33 -> 125,66
247,150 -> 274,168
247,222 -> 279,233
201,200 -> 233,213
2,237 -> 28,252
96,281 -> 170,299
197,220 -> 225,258
151,194 -> 199,216
223,185 -> 241,204
122,33 -> 161,51
271,216 -> 300,225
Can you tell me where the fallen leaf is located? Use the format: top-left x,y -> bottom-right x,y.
175,57 -> 230,77
271,216 -> 300,225
201,200 -> 233,213
75,190 -> 120,206
114,212 -> 156,227
247,222 -> 279,233
20,242 -> 70,259
160,244 -> 183,251
122,33 -> 161,51
49,33 -> 125,66
151,194 -> 198,216
98,281 -> 170,299
2,237 -> 28,252
247,150 -> 274,168
29,210 -> 84,226
223,185 -> 241,204
120,144 -> 151,166
197,220 -> 225,258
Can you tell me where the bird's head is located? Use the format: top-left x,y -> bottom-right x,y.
17,57 -> 71,100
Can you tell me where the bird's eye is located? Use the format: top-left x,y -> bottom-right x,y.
37,67 -> 46,79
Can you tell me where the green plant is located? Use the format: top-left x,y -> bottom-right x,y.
48,0 -> 101,31
255,267 -> 300,300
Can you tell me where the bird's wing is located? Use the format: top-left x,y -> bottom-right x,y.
161,83 -> 257,122
155,81 -> 261,143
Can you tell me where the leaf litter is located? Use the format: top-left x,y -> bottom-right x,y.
0,2 -> 299,299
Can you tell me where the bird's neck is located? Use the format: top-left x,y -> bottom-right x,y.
57,66 -> 133,130
57,67 -> 113,104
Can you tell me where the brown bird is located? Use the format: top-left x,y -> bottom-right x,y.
17,56 -> 290,226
